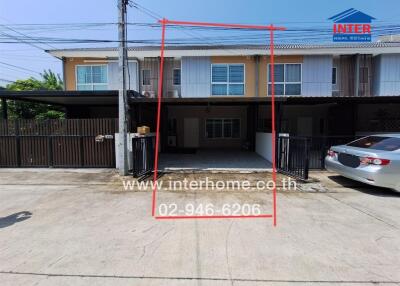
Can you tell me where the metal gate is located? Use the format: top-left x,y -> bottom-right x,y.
277,136 -> 309,180
132,136 -> 155,177
307,136 -> 357,169
0,119 -> 117,168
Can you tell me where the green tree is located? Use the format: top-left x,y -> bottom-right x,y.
41,70 -> 63,90
6,70 -> 65,120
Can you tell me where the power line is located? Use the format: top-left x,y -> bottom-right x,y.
0,25 -> 57,50
0,77 -> 14,82
0,61 -> 41,75
0,31 -> 47,51
0,16 -> 57,50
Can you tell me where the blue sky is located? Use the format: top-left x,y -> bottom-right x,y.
1,0 -> 399,83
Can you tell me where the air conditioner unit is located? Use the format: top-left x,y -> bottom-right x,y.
142,90 -> 155,98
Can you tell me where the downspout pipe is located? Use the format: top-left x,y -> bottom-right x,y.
62,57 -> 67,91
255,55 -> 260,97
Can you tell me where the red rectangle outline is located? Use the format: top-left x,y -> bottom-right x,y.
151,19 -> 285,226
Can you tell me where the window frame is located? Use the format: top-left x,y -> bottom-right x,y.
205,118 -> 241,139
172,68 -> 181,86
332,67 -> 337,85
211,63 -> 246,96
267,63 -> 302,96
75,64 -> 108,91
142,69 -> 151,86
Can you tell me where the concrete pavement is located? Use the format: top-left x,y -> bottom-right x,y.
0,169 -> 399,285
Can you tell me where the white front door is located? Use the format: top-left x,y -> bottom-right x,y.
183,118 -> 199,148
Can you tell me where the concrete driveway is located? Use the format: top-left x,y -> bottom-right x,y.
0,169 -> 399,286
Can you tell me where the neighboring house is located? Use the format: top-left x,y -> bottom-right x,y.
49,43 -> 400,97
46,43 -> 400,151
1,43 -> 400,169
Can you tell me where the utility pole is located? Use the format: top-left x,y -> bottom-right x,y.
118,0 -> 128,175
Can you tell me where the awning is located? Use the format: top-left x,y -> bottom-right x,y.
0,90 -> 122,106
1,90 -> 400,106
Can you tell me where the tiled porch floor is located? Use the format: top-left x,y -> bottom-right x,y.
158,150 -> 272,172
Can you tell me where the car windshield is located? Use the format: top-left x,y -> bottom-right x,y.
347,136 -> 400,151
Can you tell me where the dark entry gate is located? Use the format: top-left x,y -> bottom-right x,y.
132,136 -> 155,177
277,136 -> 309,180
0,119 -> 117,168
307,136 -> 357,169
277,135 -> 359,180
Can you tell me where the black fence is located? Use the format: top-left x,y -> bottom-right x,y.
277,136 -> 309,180
308,136 -> 357,169
132,136 -> 155,177
277,135 -> 360,180
0,119 -> 117,168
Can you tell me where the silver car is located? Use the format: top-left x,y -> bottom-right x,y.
325,134 -> 400,192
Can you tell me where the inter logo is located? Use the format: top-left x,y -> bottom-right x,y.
329,8 -> 375,42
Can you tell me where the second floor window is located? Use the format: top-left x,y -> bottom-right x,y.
173,69 -> 181,85
332,67 -> 337,85
268,63 -> 301,95
211,64 -> 245,96
76,65 -> 107,90
142,69 -> 151,86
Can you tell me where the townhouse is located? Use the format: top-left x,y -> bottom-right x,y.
47,43 -> 400,146
2,42 -> 400,170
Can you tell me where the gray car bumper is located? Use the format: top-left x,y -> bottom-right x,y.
325,157 -> 399,191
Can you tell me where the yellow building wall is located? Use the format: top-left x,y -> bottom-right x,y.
64,58 -> 107,90
64,55 -> 304,95
258,55 -> 303,97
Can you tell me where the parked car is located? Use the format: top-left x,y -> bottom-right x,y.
325,135 -> 400,192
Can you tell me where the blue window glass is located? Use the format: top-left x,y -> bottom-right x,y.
285,64 -> 301,82
212,65 -> 228,82
229,65 -> 244,83
173,69 -> 181,85
268,64 -> 284,82
268,64 -> 301,96
212,64 -> 244,96
268,84 -> 284,95
212,84 -> 228,95
76,65 -> 108,90
229,84 -> 244,95
285,84 -> 301,95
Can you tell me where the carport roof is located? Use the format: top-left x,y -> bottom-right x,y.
0,90 -> 120,106
1,90 -> 400,106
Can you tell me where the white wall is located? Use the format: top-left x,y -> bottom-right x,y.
256,132 -> 289,162
181,57 -> 211,98
374,54 -> 400,96
108,62 -> 138,91
302,55 -> 333,96
255,132 -> 274,162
